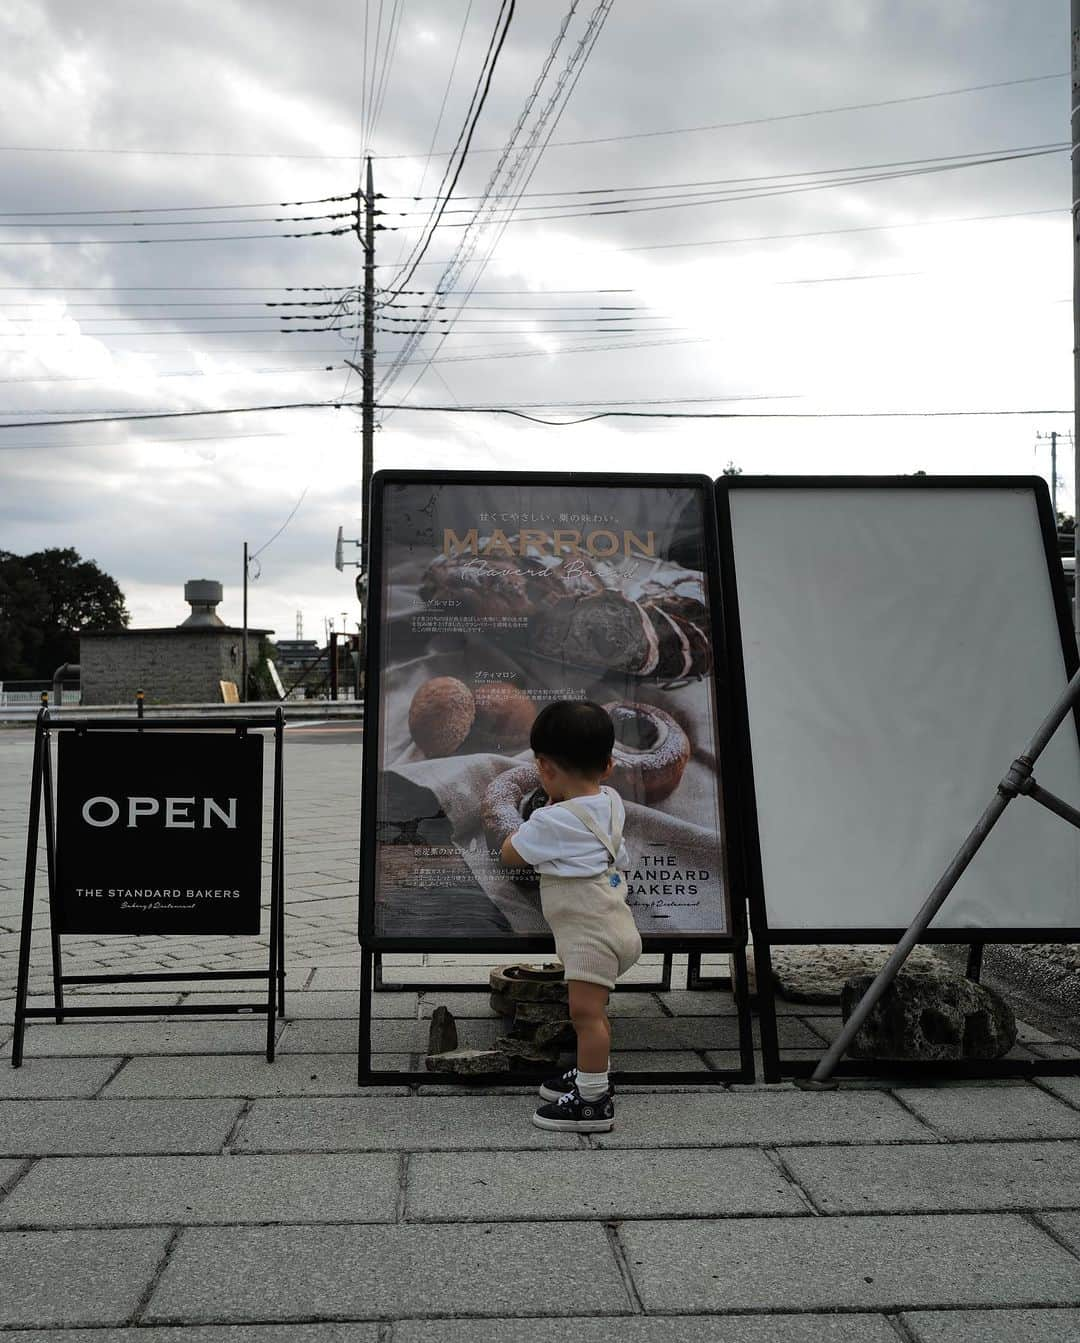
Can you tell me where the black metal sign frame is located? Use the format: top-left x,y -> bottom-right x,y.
357,468 -> 755,1087
10,708 -> 287,1066
715,474 -> 1080,1083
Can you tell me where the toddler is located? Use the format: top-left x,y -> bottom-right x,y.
500,699 -> 643,1131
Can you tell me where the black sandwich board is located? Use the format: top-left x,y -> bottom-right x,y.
715,475 -> 1080,1082
11,709 -> 287,1065
357,469 -> 755,1086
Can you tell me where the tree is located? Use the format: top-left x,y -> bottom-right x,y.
0,548 -> 129,680
721,461 -> 742,476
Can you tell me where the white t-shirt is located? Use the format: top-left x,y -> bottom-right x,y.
509,786 -> 631,877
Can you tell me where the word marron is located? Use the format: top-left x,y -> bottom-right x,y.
80,796 -> 239,829
443,527 -> 656,558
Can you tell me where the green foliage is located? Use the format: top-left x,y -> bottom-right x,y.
0,548 -> 129,680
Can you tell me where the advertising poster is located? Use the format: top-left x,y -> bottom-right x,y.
55,731 -> 263,935
364,472 -> 733,944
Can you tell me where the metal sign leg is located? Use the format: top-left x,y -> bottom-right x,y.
12,711 -> 47,1068
358,945 -> 374,1083
41,722 -> 64,1023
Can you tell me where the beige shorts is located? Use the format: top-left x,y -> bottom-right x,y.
541,871 -> 643,991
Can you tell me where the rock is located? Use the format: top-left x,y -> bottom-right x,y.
773,944 -> 950,1004
513,1000 -> 571,1026
489,964 -> 568,1004
425,1048 -> 509,1075
489,992 -> 517,1018
533,1019 -> 577,1052
840,970 -> 1017,1061
427,1005 -> 458,1055
494,1035 -> 561,1069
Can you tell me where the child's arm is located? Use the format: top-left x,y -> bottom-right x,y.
499,832 -> 529,866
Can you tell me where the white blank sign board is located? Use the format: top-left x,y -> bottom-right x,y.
726,481 -> 1080,933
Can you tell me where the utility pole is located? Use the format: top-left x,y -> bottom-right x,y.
1072,0 -> 1080,631
241,540 -> 249,702
361,155 -> 375,585
1036,430 -> 1061,520
344,158 -> 376,684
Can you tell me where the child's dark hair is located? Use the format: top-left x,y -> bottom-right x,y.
529,699 -> 614,774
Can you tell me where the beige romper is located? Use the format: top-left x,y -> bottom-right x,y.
539,795 -> 643,991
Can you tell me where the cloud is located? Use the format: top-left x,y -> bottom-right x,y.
0,1 -> 1072,640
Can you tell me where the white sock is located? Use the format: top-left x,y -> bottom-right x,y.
576,1068 -> 609,1100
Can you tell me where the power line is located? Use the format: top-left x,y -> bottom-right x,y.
0,366 -> 346,383
1,300 -> 344,308
380,0 -> 611,401
364,0 -> 408,157
0,227 -> 354,246
0,212 -> 356,228
0,401 -> 1072,432
0,334 -> 708,380
0,72 -> 1060,160
0,284 -> 633,293
386,141 -> 1069,202
375,403 -> 1076,423
388,0 -> 517,293
379,146 -> 1067,231
372,204 -> 1066,265
0,195 -> 353,217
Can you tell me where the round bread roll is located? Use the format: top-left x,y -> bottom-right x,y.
604,700 -> 691,803
481,762 -> 547,852
472,683 -> 536,751
408,676 -> 475,757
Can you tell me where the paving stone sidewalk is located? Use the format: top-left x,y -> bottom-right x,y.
1,726 -> 1079,1339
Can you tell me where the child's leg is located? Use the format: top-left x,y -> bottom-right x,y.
568,980 -> 611,1074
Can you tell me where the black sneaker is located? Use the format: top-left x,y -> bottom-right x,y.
532,1086 -> 615,1133
538,1067 -> 616,1103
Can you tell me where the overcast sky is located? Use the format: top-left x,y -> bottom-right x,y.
0,0 -> 1073,640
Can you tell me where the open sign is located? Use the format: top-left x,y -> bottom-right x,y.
56,731 -> 263,935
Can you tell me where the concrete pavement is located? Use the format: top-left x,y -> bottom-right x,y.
1,724 -> 1079,1338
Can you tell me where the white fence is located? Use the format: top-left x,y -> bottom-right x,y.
0,687 -> 81,707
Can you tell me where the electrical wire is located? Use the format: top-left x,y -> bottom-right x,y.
0,227 -> 354,246
378,146 -> 1067,231
0,401 -> 1071,432
388,0 -> 517,293
377,71 -> 1070,158
375,404 -> 1075,423
385,141 -> 1069,203
365,0 -> 408,155
381,0 -> 613,407
0,212 -> 356,228
0,195 -> 354,217
0,72 -> 1060,159
379,0 -> 596,398
367,204 -> 1067,265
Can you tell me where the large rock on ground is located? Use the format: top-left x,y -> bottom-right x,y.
773,944 -> 950,1004
840,970 -> 1017,1061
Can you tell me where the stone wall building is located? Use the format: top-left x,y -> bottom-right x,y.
80,580 -> 271,706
